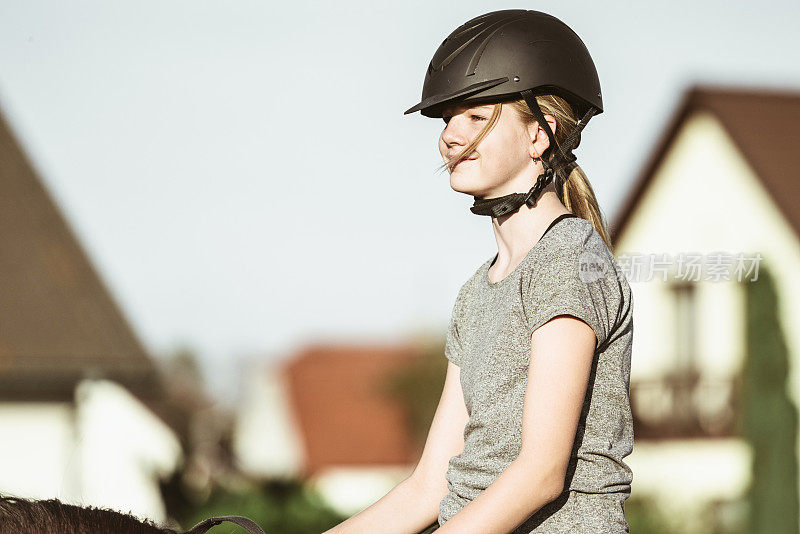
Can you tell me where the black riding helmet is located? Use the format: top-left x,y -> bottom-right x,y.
404,9 -> 603,218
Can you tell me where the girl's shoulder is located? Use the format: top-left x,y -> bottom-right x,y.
540,216 -> 622,282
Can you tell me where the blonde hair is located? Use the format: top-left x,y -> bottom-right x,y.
438,95 -> 613,253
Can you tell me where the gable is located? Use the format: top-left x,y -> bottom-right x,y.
0,108 -> 158,400
612,85 -> 800,246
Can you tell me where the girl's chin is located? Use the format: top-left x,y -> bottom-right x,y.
450,175 -> 488,196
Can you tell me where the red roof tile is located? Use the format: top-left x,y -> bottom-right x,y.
284,343 -> 423,476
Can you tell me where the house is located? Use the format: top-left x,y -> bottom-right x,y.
612,84 -> 800,523
0,105 -> 182,522
234,342 -> 424,515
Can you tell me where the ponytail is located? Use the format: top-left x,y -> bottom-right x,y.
557,165 -> 614,254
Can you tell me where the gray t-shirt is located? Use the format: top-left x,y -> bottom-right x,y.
438,215 -> 634,533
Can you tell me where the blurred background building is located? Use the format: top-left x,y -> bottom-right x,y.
0,108 -> 182,521
234,343 -> 426,516
613,85 -> 800,529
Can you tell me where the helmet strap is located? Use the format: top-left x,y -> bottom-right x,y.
470,91 -> 597,217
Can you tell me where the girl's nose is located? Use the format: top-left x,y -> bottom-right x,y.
442,118 -> 468,147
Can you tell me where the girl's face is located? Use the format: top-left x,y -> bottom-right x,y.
438,102 -> 536,199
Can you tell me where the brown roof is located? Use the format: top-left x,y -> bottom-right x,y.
611,84 -> 800,246
0,104 -> 159,400
284,343 -> 423,477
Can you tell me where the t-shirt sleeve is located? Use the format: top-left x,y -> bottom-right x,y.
444,282 -> 469,366
523,245 -> 614,351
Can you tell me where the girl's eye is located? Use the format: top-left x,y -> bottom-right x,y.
442,113 -> 485,125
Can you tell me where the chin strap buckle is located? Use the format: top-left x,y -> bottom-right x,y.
523,188 -> 538,207
524,169 -> 553,207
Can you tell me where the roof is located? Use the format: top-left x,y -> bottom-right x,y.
284,343 -> 423,476
0,104 -> 160,401
611,84 -> 800,245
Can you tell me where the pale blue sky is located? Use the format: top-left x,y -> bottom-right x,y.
1,0 -> 799,400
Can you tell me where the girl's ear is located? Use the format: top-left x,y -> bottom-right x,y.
530,115 -> 557,139
527,115 -> 558,157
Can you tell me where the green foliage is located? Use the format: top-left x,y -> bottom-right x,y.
417,519 -> 440,533
379,339 -> 448,449
740,264 -> 799,532
696,497 -> 749,534
624,494 -> 678,533
624,494 -> 751,534
160,472 -> 347,534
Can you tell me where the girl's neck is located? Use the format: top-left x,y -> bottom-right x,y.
489,187 -> 571,265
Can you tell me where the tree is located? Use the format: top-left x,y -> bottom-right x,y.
740,264 -> 799,532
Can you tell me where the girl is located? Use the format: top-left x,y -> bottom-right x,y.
325,9 -> 633,533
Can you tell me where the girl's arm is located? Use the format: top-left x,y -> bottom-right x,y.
323,361 -> 469,534
436,315 -> 596,534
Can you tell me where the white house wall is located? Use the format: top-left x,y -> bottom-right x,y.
0,381 -> 180,523
308,465 -> 415,516
74,379 -> 182,522
616,109 -> 800,506
626,438 -> 751,529
0,402 -> 79,499
233,361 -> 304,478
232,362 -> 416,515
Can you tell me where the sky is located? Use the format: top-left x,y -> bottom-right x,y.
1,0 -> 799,402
